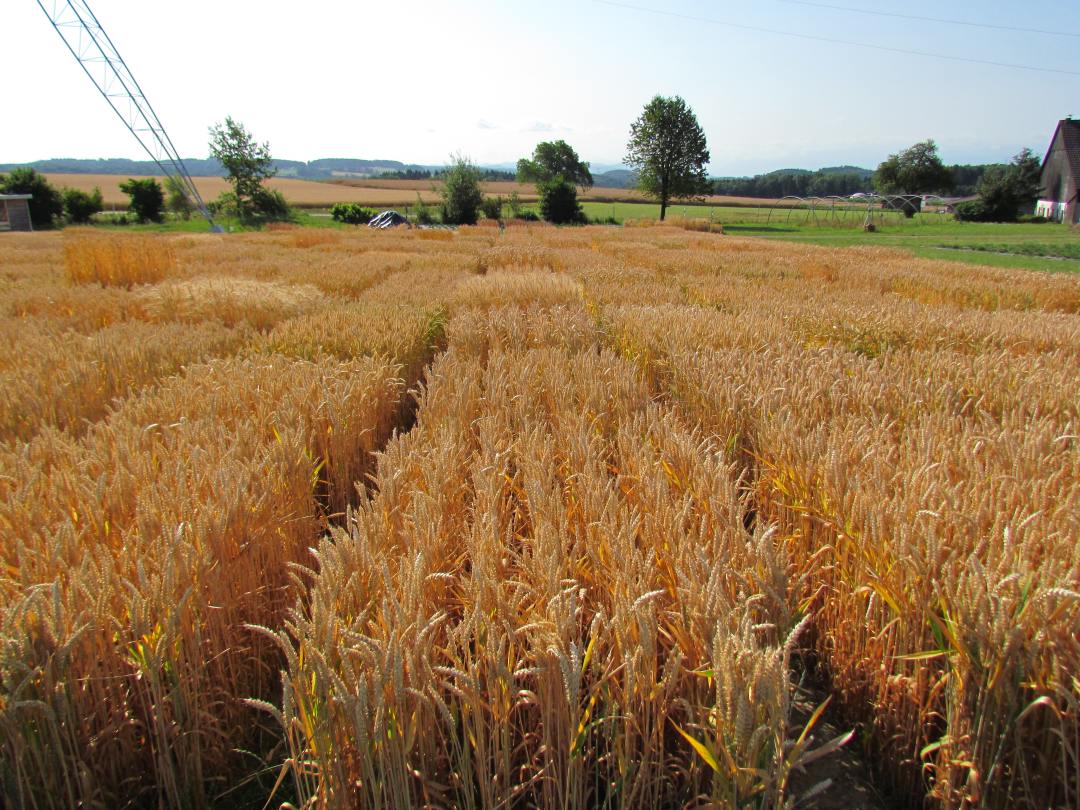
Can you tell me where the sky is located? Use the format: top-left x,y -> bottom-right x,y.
5,0 -> 1080,175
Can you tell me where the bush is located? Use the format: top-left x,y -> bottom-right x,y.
62,187 -> 104,225
119,178 -> 165,223
251,187 -> 293,222
439,154 -> 484,226
953,200 -> 992,222
538,178 -> 586,224
516,210 -> 541,222
481,196 -> 504,220
211,188 -> 294,224
330,203 -> 375,225
0,167 -> 63,229
164,176 -> 195,220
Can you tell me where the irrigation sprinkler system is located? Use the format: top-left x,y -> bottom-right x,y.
36,0 -> 221,231
766,193 -> 954,227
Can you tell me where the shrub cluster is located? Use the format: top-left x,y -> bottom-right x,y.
480,195 -> 503,220
61,186 -> 104,225
538,178 -> 586,224
330,203 -> 376,224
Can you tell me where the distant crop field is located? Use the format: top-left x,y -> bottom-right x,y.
44,173 -> 440,208
2,224 -> 1078,810
331,177 -> 779,206
47,172 -> 782,211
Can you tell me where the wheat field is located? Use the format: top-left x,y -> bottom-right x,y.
0,223 -> 1077,809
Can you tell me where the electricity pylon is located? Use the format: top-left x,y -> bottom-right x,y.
36,0 -> 220,230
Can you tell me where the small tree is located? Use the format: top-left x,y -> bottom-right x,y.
874,139 -> 953,195
414,193 -> 436,225
0,168 -> 63,229
62,186 -> 104,224
208,116 -> 277,220
538,179 -> 587,224
518,140 -> 591,225
439,154 -> 484,226
164,175 -> 195,220
119,178 -> 165,223
507,191 -> 524,219
978,148 -> 1041,221
625,95 -> 710,221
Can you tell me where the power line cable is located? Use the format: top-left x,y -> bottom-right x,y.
591,0 -> 1080,77
775,0 -> 1080,40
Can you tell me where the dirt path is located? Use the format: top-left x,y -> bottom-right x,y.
787,684 -> 894,810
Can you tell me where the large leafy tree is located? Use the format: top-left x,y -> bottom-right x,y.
208,116 -> 276,219
61,186 -> 104,224
516,140 -> 593,188
517,140 -> 592,224
874,139 -> 953,195
624,95 -> 710,221
0,168 -> 63,229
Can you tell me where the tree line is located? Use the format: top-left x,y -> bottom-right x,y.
2,100 -> 1048,229
378,168 -> 517,182
710,163 -> 1017,200
712,170 -> 870,199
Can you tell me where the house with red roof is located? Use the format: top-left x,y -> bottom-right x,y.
1035,118 -> 1080,223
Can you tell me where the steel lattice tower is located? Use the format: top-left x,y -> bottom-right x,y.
36,0 -> 219,229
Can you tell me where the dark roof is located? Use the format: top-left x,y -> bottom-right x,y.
1044,119 -> 1080,179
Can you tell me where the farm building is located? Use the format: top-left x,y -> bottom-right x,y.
1035,118 -> 1080,223
0,194 -> 33,232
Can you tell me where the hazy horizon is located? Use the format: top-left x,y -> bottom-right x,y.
7,1 -> 1078,175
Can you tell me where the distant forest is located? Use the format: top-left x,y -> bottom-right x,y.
0,157 -> 437,180
378,168 -> 517,182
711,164 -> 996,198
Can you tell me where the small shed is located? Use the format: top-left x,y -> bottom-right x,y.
0,194 -> 33,232
1035,118 -> 1080,223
